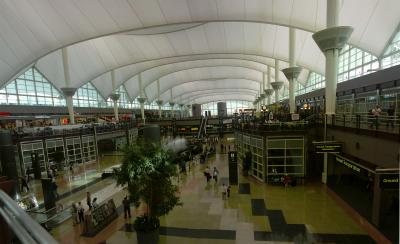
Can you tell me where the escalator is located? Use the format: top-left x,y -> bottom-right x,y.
197,116 -> 208,139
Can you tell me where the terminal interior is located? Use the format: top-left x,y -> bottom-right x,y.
0,1 -> 399,244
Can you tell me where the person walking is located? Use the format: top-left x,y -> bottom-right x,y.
52,178 -> 59,199
227,185 -> 231,198
221,183 -> 228,200
86,192 -> 92,210
204,166 -> 211,183
77,202 -> 85,223
123,196 -> 131,219
283,174 -> 291,191
370,105 -> 382,129
213,167 -> 219,183
220,143 -> 224,153
70,203 -> 78,225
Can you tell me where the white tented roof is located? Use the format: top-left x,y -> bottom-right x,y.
0,0 -> 399,104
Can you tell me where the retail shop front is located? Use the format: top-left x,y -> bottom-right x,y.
327,153 -> 399,243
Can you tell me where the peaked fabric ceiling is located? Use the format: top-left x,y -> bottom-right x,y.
0,0 -> 399,104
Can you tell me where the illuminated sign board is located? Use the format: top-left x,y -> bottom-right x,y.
228,151 -> 237,163
379,174 -> 399,189
314,142 -> 343,153
335,156 -> 361,173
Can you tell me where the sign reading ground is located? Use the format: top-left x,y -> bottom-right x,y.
379,174 -> 399,189
335,156 -> 361,173
313,141 -> 343,153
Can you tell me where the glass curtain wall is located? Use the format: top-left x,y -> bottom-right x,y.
382,30 -> 400,68
201,100 -> 252,116
73,82 -> 107,108
0,68 -> 64,106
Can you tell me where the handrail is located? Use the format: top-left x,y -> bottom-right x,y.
375,168 -> 400,172
0,190 -> 58,244
197,117 -> 204,139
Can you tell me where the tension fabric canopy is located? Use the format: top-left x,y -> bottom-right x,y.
0,0 -> 398,103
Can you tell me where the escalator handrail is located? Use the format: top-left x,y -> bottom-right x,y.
0,190 -> 58,244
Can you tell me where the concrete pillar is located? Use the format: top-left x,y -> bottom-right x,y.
138,98 -> 146,124
62,48 -> 71,88
169,89 -> 175,118
217,102 -> 227,117
156,100 -> 163,119
274,60 -> 280,84
312,0 -> 353,184
179,104 -> 184,118
267,67 -> 272,105
272,59 -> 283,104
192,104 -> 201,117
110,94 -> 120,122
110,70 -> 119,122
282,28 -> 302,114
264,88 -> 274,106
138,73 -> 146,123
156,79 -> 162,118
312,0 -> 353,115
61,88 -> 77,124
169,101 -> 175,118
271,82 -> 283,104
282,67 -> 302,114
61,47 -> 77,125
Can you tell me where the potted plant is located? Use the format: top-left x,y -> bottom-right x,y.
114,142 -> 181,244
242,151 -> 252,176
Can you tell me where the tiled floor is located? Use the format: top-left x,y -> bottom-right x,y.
21,154 -> 121,206
49,140 -> 376,244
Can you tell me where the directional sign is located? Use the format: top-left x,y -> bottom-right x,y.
228,151 -> 237,163
313,141 -> 343,153
379,174 -> 399,189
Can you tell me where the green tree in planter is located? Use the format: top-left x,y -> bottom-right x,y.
113,143 -> 182,233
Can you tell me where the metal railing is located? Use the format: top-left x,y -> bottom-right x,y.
0,190 -> 58,244
12,121 -> 135,141
234,120 -> 310,133
315,114 -> 400,135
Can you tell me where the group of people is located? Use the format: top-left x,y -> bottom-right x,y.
70,201 -> 85,225
219,143 -> 233,153
203,166 -> 232,200
70,191 -> 100,226
204,166 -> 219,183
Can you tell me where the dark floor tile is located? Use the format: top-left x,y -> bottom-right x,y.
122,225 -> 235,240
266,210 -> 287,228
251,199 -> 267,216
311,233 -> 376,244
238,183 -> 250,194
159,226 -> 235,240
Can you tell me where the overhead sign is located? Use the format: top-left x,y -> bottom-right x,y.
379,174 -> 399,189
335,156 -> 361,173
314,141 -> 343,153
